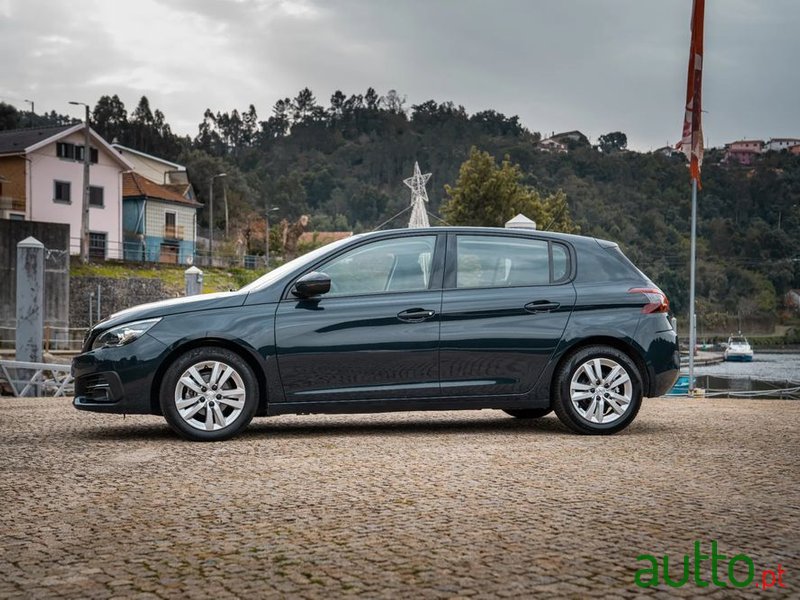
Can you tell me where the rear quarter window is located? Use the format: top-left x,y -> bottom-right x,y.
577,244 -> 646,282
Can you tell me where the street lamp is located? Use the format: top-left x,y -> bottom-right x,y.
69,101 -> 91,262
265,206 -> 279,268
208,173 -> 227,264
24,99 -> 34,127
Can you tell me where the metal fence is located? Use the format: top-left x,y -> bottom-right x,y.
68,237 -> 269,269
0,326 -> 86,352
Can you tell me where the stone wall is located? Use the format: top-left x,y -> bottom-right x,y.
70,276 -> 176,329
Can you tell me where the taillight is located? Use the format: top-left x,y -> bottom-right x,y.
629,287 -> 669,314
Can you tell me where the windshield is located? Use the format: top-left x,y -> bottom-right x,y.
239,235 -> 359,293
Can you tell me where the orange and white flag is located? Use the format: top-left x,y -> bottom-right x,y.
677,0 -> 705,186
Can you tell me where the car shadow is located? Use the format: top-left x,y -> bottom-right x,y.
244,414 -> 572,439
76,412 -> 670,442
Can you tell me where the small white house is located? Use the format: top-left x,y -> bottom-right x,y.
764,138 -> 800,152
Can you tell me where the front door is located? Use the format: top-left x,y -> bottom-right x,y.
275,234 -> 444,403
439,233 -> 576,396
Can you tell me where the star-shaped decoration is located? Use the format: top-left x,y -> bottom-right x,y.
403,162 -> 431,201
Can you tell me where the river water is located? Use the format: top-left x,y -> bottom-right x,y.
693,352 -> 800,382
685,352 -> 800,398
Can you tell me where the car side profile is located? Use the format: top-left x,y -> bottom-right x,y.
73,227 -> 680,441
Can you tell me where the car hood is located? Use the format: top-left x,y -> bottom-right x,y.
95,291 -> 248,330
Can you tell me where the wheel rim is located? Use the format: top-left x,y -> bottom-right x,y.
174,360 -> 246,431
570,357 -> 633,425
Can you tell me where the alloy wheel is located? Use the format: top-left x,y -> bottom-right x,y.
173,360 -> 247,431
569,357 -> 633,425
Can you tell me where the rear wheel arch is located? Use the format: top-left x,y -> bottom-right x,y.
150,338 -> 268,416
551,336 -> 650,401
551,343 -> 644,434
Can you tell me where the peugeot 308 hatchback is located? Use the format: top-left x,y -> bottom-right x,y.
74,228 -> 680,441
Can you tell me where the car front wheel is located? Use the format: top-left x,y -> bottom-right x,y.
159,347 -> 258,442
552,345 -> 643,435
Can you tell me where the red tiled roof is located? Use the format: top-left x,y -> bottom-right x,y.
123,172 -> 202,207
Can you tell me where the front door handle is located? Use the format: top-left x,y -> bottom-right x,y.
397,308 -> 436,323
524,300 -> 560,314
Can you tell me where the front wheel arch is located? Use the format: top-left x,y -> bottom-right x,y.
150,338 -> 267,416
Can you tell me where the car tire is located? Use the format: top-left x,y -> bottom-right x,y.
552,345 -> 643,435
503,408 -> 553,419
159,347 -> 259,442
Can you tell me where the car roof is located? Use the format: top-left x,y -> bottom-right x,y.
359,226 -> 616,248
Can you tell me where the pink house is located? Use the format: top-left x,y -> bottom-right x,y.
0,124 -> 133,258
723,140 -> 764,166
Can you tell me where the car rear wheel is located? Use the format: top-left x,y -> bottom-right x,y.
159,347 -> 258,442
552,345 -> 642,435
503,408 -> 552,419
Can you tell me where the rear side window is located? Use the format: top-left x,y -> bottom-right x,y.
552,243 -> 570,283
577,244 -> 645,282
456,235 -> 567,288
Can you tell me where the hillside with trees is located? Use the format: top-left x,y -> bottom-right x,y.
1,90 -> 798,330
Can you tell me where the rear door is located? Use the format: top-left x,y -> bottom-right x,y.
439,233 -> 576,396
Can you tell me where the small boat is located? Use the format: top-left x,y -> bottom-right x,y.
724,335 -> 754,362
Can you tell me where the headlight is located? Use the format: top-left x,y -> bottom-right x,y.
92,318 -> 161,350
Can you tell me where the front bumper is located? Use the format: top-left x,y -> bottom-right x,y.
72,333 -> 167,414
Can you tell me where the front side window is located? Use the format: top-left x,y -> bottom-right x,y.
54,180 -> 71,203
456,235 -> 551,288
321,236 -> 436,296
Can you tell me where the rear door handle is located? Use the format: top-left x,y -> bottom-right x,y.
524,301 -> 560,314
397,308 -> 436,323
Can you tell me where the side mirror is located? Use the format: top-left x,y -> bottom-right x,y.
292,271 -> 331,298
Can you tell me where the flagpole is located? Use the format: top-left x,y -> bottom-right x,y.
688,177 -> 697,393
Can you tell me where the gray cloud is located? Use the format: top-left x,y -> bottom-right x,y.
1,0 -> 797,150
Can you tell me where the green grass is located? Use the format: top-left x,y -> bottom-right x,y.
70,261 -> 263,295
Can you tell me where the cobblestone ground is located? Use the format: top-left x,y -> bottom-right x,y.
0,397 -> 797,599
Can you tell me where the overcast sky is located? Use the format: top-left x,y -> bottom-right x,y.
1,0 -> 797,150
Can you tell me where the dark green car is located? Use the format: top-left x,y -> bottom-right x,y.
73,227 -> 680,441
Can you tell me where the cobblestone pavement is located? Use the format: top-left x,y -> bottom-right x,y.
1,397 -> 797,599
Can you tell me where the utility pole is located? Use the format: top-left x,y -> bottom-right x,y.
24,99 -> 34,127
208,173 -> 226,265
70,101 -> 91,262
265,206 -> 279,267
223,181 -> 229,239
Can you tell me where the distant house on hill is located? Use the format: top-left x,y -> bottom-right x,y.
536,138 -> 567,153
723,140 -> 764,166
764,138 -> 800,152
0,124 -> 133,258
122,172 -> 202,264
654,145 -> 680,158
536,130 -> 589,152
551,130 -> 589,146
